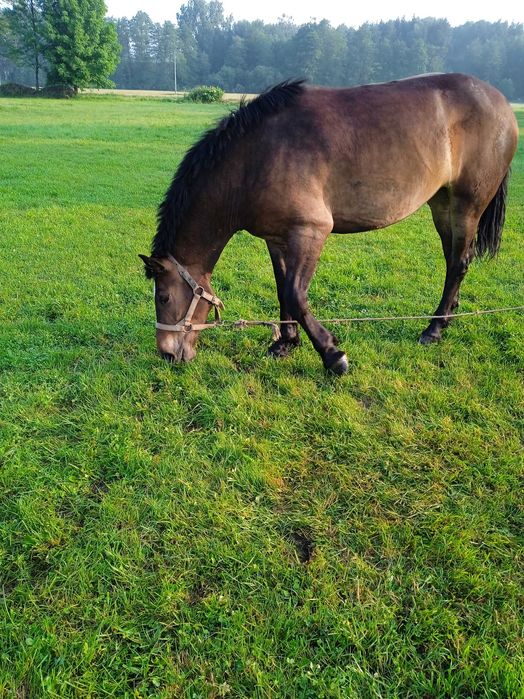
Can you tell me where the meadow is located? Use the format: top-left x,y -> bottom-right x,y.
0,95 -> 522,698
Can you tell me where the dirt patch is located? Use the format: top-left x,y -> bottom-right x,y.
289,530 -> 315,564
189,581 -> 209,604
16,682 -> 30,699
89,479 -> 109,499
358,395 -> 373,410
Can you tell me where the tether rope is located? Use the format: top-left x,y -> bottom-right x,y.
216,305 -> 524,341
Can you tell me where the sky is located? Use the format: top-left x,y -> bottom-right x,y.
105,0 -> 524,27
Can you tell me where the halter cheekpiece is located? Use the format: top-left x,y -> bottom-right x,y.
155,254 -> 224,333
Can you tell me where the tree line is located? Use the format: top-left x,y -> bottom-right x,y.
0,0 -> 119,91
111,8 -> 524,99
1,0 -> 524,99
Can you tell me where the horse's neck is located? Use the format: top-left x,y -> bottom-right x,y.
173,206 -> 235,277
170,170 -> 243,278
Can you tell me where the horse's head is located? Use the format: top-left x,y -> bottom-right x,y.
139,254 -> 223,364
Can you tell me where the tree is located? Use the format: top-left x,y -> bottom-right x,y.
110,16 -> 131,86
177,0 -> 231,82
347,24 -> 379,84
43,0 -> 120,90
287,23 -> 325,82
0,0 -> 45,88
154,20 -> 177,90
126,11 -> 155,88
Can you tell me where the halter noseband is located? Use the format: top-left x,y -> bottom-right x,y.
155,254 -> 224,333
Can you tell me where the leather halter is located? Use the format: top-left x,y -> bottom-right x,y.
155,254 -> 224,333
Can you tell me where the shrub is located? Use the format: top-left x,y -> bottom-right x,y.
0,83 -> 76,98
0,83 -> 37,97
185,85 -> 224,103
41,84 -> 76,98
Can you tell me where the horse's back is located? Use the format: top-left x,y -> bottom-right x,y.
249,74 -> 517,235
302,73 -> 517,170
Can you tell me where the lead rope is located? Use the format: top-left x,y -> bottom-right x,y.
224,305 -> 524,341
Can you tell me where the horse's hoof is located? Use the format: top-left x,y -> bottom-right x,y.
267,343 -> 289,358
326,352 -> 349,375
419,332 -> 441,345
267,338 -> 299,359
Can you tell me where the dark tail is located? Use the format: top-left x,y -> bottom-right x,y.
476,170 -> 510,259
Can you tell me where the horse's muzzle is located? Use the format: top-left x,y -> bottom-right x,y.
158,340 -> 196,364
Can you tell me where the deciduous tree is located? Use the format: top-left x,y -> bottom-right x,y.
43,0 -> 120,90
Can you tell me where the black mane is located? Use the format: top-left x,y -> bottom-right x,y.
152,80 -> 306,257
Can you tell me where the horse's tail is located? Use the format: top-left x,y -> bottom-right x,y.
476,170 -> 510,259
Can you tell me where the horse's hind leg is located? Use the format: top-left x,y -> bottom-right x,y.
266,242 -> 301,357
283,226 -> 347,374
420,192 -> 477,343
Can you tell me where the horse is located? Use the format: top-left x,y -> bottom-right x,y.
140,73 -> 518,374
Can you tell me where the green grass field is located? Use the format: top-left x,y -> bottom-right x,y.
0,95 -> 523,698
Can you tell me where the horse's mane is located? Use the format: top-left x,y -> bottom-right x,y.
151,79 -> 306,257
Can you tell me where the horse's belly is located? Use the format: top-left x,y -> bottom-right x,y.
332,205 -> 419,233
330,174 -> 442,233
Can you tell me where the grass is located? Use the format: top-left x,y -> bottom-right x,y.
0,95 -> 523,698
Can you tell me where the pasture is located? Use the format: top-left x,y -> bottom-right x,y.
0,95 -> 522,698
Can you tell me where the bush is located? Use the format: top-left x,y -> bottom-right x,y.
185,85 -> 224,103
0,82 -> 76,98
41,84 -> 76,98
0,83 -> 37,97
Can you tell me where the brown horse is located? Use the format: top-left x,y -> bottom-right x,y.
140,73 -> 518,374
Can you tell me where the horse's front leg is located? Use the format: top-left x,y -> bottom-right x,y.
283,227 -> 348,375
266,242 -> 300,357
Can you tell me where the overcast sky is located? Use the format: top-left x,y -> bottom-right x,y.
105,0 -> 523,27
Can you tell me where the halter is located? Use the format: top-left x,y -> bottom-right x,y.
155,254 -> 224,333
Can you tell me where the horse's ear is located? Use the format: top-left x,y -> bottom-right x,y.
139,254 -> 166,278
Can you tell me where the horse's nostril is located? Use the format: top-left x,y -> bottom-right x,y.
162,352 -> 175,363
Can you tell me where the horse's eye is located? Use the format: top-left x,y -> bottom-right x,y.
158,294 -> 170,305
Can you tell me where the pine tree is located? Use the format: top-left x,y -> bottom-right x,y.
43,0 -> 120,90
